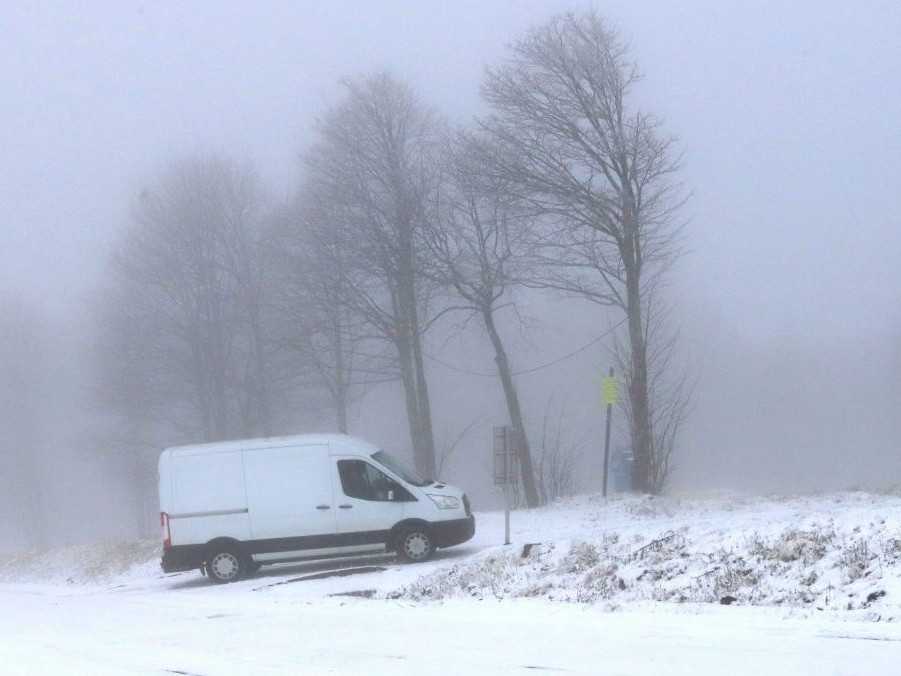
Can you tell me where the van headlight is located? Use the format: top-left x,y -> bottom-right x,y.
427,494 -> 461,510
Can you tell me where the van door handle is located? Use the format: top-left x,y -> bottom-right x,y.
315,505 -> 331,510
338,504 -> 353,509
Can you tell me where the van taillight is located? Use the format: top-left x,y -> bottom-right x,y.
160,512 -> 171,550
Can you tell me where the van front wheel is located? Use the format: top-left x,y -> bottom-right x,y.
396,528 -> 435,563
206,547 -> 246,583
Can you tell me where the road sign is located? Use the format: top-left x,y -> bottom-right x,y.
602,375 -> 619,406
493,426 -> 520,486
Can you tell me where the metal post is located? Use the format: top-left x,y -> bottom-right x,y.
503,431 -> 511,545
494,425 -> 514,546
503,483 -> 511,545
602,366 -> 614,498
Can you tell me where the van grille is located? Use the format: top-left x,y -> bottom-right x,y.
462,494 -> 471,516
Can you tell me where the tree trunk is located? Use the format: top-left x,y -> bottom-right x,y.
410,323 -> 437,479
395,325 -> 428,475
210,343 -> 229,440
249,307 -> 272,437
335,389 -> 349,434
333,316 -> 349,434
483,309 -> 541,507
395,224 -> 437,479
208,292 -> 231,441
624,263 -> 652,493
189,329 -> 213,441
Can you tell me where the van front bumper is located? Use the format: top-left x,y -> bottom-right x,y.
432,515 -> 475,548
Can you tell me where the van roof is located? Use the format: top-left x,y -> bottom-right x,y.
161,433 -> 379,459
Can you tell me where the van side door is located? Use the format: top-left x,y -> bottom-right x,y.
331,457 -> 413,540
244,444 -> 336,542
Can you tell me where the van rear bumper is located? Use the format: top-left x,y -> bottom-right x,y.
432,515 -> 475,548
161,545 -> 205,573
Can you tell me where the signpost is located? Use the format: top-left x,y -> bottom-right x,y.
493,425 -> 519,545
601,368 -> 618,498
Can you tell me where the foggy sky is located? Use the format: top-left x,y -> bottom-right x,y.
4,1 -> 900,334
3,1 -> 901,502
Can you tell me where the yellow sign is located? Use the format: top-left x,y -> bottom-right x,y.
602,376 -> 619,406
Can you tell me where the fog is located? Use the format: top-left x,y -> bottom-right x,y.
2,1 -> 900,551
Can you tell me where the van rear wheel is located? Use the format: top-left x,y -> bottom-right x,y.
396,527 -> 435,563
206,547 -> 246,584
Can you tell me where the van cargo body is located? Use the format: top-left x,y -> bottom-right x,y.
159,434 -> 474,582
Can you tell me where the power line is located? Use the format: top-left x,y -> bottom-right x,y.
424,318 -> 627,378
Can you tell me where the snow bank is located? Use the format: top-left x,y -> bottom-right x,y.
391,491 -> 901,620
0,539 -> 160,585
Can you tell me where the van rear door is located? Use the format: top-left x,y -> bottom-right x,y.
243,444 -> 336,542
168,450 -> 251,545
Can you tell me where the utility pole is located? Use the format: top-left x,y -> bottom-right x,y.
602,367 -> 617,498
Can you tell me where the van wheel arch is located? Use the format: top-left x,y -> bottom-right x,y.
203,538 -> 249,583
204,536 -> 245,555
388,519 -> 431,551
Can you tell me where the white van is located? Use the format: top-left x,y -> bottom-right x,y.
159,434 -> 475,583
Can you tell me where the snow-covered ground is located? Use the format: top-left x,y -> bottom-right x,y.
1,492 -> 901,674
398,491 -> 901,620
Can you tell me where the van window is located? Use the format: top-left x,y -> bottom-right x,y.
337,460 -> 414,501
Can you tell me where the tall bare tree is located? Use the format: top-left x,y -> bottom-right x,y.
267,194 -> 393,433
304,73 -> 443,477
103,155 -> 273,443
220,178 -> 274,437
480,11 -> 686,492
425,131 -> 542,506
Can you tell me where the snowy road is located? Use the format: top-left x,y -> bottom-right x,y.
1,578 -> 899,675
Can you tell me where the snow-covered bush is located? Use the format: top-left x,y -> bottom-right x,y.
749,527 -> 833,565
839,539 -> 873,581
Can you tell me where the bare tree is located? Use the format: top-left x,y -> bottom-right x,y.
303,73 -> 444,478
220,176 -> 275,437
266,194 -> 394,433
102,155 -> 273,444
424,131 -> 542,506
480,11 -> 686,492
534,398 -> 584,504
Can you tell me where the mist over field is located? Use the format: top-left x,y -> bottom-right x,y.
2,0 -> 901,552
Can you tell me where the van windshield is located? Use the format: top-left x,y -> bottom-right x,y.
371,450 -> 431,487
